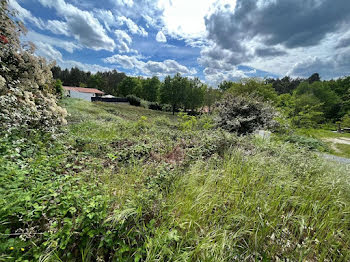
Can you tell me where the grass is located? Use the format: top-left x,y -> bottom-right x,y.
296,128 -> 350,158
1,98 -> 349,261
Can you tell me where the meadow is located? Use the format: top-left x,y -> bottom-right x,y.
1,98 -> 349,261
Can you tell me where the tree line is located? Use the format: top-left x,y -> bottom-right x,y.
218,73 -> 350,128
52,66 -> 350,126
52,66 -> 221,115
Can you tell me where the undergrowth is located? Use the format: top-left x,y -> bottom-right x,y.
1,98 -> 349,261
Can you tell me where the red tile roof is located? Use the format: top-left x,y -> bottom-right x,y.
63,86 -> 104,94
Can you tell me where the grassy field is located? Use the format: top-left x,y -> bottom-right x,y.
1,98 -> 350,261
296,128 -> 350,158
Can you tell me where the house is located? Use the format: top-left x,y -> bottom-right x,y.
63,86 -> 104,101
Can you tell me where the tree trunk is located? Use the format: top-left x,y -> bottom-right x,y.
172,104 -> 175,115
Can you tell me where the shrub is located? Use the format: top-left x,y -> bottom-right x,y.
178,112 -> 198,132
0,1 -> 66,134
284,134 -> 328,151
214,94 -> 278,135
161,104 -> 172,112
127,95 -> 141,107
341,112 -> 350,128
54,79 -> 64,98
149,102 -> 163,111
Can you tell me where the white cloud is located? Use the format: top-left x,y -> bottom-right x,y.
60,60 -> 113,73
35,42 -> 63,61
114,30 -> 135,53
46,20 -> 70,36
94,9 -> 116,32
38,0 -> 115,51
157,0 -> 236,41
32,41 -> 112,73
103,54 -> 196,76
8,0 -> 45,29
116,16 -> 148,36
25,31 -> 81,53
116,0 -> 134,7
156,31 -> 167,43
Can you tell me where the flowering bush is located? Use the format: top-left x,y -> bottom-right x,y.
214,94 -> 278,135
0,0 -> 66,133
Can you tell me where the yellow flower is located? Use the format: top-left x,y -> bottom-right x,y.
9,247 -> 14,250
21,248 -> 25,252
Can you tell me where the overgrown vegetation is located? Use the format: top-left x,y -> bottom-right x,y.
1,99 -> 349,261
2,1 -> 350,260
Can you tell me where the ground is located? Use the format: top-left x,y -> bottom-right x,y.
296,128 -> 350,158
1,98 -> 350,261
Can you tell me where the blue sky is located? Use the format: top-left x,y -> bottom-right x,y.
9,0 -> 350,86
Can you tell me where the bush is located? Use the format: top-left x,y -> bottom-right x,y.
0,2 -> 67,134
149,102 -> 163,111
161,104 -> 172,112
284,134 -> 328,151
214,94 -> 278,135
341,112 -> 350,128
127,95 -> 141,107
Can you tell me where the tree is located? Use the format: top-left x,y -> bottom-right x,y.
341,113 -> 350,128
184,78 -> 205,112
160,73 -> 186,115
204,87 -> 221,113
266,76 -> 303,94
294,81 -> 341,120
142,76 -> 160,102
226,78 -> 279,103
118,77 -> 142,97
218,80 -> 234,92
88,74 -> 104,90
308,73 -> 320,84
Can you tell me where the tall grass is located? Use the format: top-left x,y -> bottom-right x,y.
145,141 -> 350,261
2,98 -> 349,261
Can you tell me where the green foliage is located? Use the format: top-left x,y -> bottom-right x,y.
215,94 -> 278,135
160,74 -> 186,114
204,86 -> 222,112
177,112 -> 198,132
283,134 -> 328,151
2,98 -> 350,261
118,77 -> 142,97
127,95 -> 141,107
341,113 -> 350,128
294,81 -> 341,120
142,76 -> 160,102
148,102 -> 163,111
226,78 -> 279,103
87,74 -> 104,90
54,79 -> 64,98
183,78 -> 205,111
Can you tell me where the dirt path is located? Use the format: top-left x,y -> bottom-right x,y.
322,153 -> 350,165
324,137 -> 350,145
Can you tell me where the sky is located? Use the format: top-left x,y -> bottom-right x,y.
9,0 -> 350,86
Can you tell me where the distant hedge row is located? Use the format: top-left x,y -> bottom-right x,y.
127,95 -> 173,112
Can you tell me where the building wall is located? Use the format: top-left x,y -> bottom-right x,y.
69,90 -> 95,101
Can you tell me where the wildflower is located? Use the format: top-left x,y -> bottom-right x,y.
21,248 -> 25,251
9,246 -> 14,250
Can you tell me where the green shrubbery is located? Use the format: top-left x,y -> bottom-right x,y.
1,98 -> 349,261
126,95 -> 141,107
